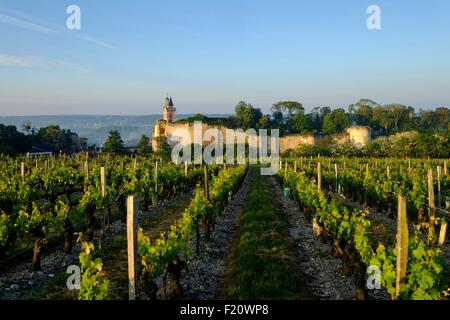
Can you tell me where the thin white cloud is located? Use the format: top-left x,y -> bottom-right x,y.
0,53 -> 89,72
0,6 -> 117,50
0,13 -> 58,34
76,35 -> 117,50
0,53 -> 40,67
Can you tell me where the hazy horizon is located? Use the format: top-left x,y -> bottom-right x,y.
0,114 -> 230,146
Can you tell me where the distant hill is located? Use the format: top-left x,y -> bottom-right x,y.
0,114 -> 229,147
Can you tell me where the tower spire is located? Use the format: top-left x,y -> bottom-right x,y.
162,95 -> 176,122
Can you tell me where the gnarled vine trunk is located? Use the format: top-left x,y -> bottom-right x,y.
32,229 -> 45,271
86,203 -> 96,241
63,217 -> 74,253
167,257 -> 185,299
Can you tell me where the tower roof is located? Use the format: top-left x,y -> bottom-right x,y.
164,96 -> 175,108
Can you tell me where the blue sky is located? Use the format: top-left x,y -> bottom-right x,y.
0,0 -> 449,116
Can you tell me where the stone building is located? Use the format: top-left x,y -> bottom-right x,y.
163,96 -> 176,122
346,126 -> 371,148
330,126 -> 371,149
151,97 -> 371,152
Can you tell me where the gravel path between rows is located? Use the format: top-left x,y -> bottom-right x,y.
268,176 -> 356,299
180,168 -> 252,300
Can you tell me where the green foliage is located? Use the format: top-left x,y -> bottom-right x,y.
235,101 -> 263,130
226,169 -> 306,299
291,112 -> 310,133
154,140 -> 172,162
322,108 -> 350,134
0,213 -> 11,247
38,125 -> 74,153
78,242 -> 110,300
138,165 -> 247,283
279,159 -> 446,300
400,234 -> 443,300
137,135 -> 151,156
364,132 -> 450,158
103,130 -> 126,154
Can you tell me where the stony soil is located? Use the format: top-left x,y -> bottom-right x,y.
268,176 -> 356,299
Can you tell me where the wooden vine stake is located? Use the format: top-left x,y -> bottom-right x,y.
436,166 -> 442,207
184,161 -> 188,177
444,160 -> 448,175
153,161 -> 158,207
395,196 -> 408,297
204,165 -> 209,200
313,162 -> 323,237
294,161 -> 297,172
428,169 -> 435,241
100,167 -> 107,236
127,195 -> 139,300
335,163 -> 338,193
439,221 -> 448,246
100,167 -> 106,197
317,162 -> 322,193
84,160 -> 89,180
20,161 -> 25,180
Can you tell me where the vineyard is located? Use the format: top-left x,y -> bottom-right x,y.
0,153 -> 449,300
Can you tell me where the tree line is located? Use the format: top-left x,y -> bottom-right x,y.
187,99 -> 450,158
0,123 -> 78,155
0,122 -> 154,157
189,98 -> 449,137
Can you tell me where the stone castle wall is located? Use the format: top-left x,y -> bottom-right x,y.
346,126 -> 371,148
152,120 -> 370,153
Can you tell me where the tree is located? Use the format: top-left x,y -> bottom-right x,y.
272,101 -> 304,117
0,125 -> 30,155
234,101 -> 262,130
385,104 -> 410,131
435,107 -> 450,131
270,111 -> 285,134
349,99 -> 377,125
38,125 -> 73,152
137,135 -> 151,155
322,108 -> 350,134
258,115 -> 270,129
291,112 -> 310,133
103,130 -> 126,154
372,105 -> 391,134
154,140 -> 172,162
271,101 -> 305,133
187,113 -> 208,123
307,106 -> 331,133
